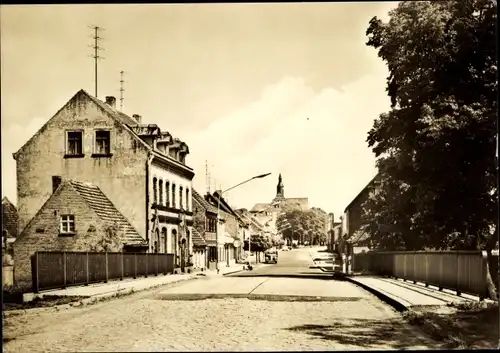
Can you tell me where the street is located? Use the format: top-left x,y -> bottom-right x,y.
3,247 -> 441,352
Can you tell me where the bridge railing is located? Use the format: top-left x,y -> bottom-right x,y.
353,250 -> 497,300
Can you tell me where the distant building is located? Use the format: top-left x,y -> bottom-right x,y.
250,174 -> 309,235
2,197 -> 18,253
13,177 -> 146,285
339,173 -> 381,272
12,89 -> 195,271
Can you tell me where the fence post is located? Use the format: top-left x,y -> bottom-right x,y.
121,252 -> 124,280
403,254 -> 407,281
456,252 -> 461,296
34,252 -> 40,293
425,253 -> 429,287
63,252 -> 67,288
156,254 -> 159,276
134,253 -> 137,279
413,251 -> 417,284
85,252 -> 90,286
105,252 -> 108,283
438,255 -> 443,291
145,253 -> 148,278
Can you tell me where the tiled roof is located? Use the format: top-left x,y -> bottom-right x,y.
192,189 -> 218,214
68,180 -> 146,246
250,203 -> 270,212
191,227 -> 207,247
2,197 -> 19,238
86,92 -> 140,127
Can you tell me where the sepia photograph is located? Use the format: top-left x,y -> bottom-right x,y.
1,1 -> 498,351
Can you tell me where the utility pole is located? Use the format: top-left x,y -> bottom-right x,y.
89,25 -> 105,98
119,70 -> 125,111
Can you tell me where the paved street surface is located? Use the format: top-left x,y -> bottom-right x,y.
3,247 -> 442,351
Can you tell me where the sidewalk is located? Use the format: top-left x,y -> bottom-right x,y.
346,275 -> 478,311
23,273 -> 198,302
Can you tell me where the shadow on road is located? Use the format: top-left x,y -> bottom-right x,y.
285,319 -> 430,349
229,273 -> 347,281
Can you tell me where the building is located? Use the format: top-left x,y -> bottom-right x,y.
13,177 -> 146,284
192,189 -> 218,270
205,191 -> 247,268
339,173 -> 381,272
12,89 -> 195,269
250,173 -> 308,235
2,197 -> 18,253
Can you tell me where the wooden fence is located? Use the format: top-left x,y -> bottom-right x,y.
353,251 -> 498,300
31,251 -> 175,293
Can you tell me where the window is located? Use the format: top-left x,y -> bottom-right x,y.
179,152 -> 185,164
95,130 -> 111,155
166,182 -> 170,207
60,215 -> 75,234
66,131 -> 83,156
153,178 -> 158,204
179,186 -> 183,210
159,180 -> 163,205
186,189 -> 190,211
172,229 -> 177,260
172,184 -> 176,208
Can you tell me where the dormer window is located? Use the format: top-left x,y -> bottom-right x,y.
179,152 -> 186,164
169,148 -> 177,159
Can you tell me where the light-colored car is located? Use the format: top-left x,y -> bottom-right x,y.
281,246 -> 289,251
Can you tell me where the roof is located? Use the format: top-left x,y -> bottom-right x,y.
344,173 -> 381,213
191,227 -> 207,247
67,180 -> 146,246
13,90 -> 193,175
250,203 -> 270,212
2,197 -> 19,238
192,189 -> 218,214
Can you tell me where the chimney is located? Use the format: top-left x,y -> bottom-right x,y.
105,96 -> 116,108
132,114 -> 142,123
52,176 -> 62,194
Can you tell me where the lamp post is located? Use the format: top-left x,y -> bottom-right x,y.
215,173 -> 271,272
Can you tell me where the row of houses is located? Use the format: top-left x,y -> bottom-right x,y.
2,89 -> 271,287
326,173 -> 381,270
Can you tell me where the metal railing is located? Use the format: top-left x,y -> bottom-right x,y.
353,250 -> 497,300
31,251 -> 175,293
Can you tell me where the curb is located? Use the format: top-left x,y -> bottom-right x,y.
344,276 -> 409,312
3,275 -> 198,318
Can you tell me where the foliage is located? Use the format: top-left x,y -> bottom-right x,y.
277,208 -> 328,245
243,234 -> 273,252
90,223 -> 123,252
361,0 -> 497,252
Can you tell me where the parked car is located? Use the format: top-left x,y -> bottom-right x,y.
265,250 -> 278,264
281,245 -> 289,251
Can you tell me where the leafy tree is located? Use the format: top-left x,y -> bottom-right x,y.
277,208 -> 328,245
243,233 -> 273,252
361,0 -> 498,298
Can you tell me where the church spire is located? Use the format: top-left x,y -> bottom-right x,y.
276,173 -> 284,198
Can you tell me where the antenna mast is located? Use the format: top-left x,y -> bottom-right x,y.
89,25 -> 105,98
205,160 -> 209,194
119,70 -> 125,111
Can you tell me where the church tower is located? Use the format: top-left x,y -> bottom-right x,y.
273,173 -> 285,202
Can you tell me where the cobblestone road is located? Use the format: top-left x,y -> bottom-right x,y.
3,277 -> 441,352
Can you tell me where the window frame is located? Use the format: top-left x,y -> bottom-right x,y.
59,214 -> 76,235
92,129 -> 112,157
64,130 -> 84,158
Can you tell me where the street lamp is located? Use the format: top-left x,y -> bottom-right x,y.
215,173 -> 271,272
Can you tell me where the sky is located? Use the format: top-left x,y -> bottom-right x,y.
1,3 -> 397,220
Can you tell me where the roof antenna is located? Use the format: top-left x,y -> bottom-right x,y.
88,25 -> 105,98
119,70 -> 125,111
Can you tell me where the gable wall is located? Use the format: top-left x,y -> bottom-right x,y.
13,183 -> 109,285
16,92 -> 148,238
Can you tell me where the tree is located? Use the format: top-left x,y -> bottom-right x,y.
277,208 -> 328,245
362,0 -> 498,298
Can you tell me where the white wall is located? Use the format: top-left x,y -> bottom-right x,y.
151,163 -> 193,212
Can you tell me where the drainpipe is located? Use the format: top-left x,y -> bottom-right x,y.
145,151 -> 154,248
